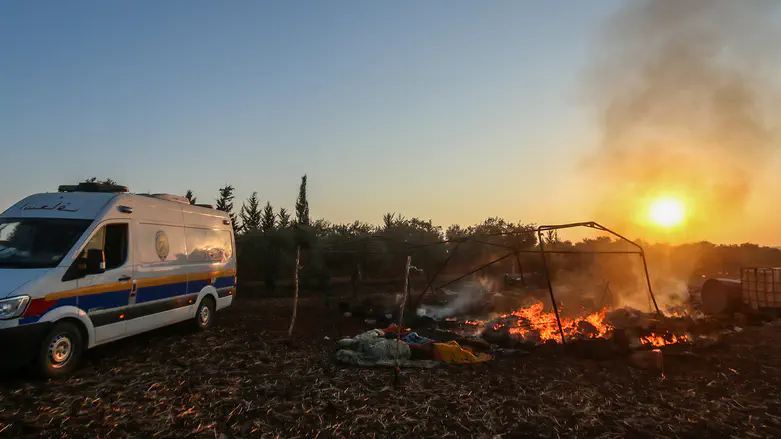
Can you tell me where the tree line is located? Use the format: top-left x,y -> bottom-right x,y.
190,176 -> 781,291
82,177 -> 781,291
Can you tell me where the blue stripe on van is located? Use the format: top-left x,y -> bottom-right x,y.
186,279 -> 210,294
19,290 -> 132,325
19,316 -> 43,325
135,281 -> 188,304
18,274 -> 233,326
79,289 -> 133,311
213,275 -> 235,289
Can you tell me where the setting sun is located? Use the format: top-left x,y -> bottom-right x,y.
648,197 -> 685,227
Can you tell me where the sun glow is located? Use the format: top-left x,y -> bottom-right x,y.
648,197 -> 685,227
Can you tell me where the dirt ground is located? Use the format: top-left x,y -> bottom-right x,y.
1,293 -> 781,439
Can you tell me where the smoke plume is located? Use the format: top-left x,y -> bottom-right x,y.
583,0 -> 780,241
416,278 -> 497,319
548,252 -> 690,315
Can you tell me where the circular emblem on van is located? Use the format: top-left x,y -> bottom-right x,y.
155,230 -> 169,261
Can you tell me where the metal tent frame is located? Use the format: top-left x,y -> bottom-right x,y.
535,222 -> 660,342
319,221 -> 660,343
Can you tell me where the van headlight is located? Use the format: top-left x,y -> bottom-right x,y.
0,296 -> 31,320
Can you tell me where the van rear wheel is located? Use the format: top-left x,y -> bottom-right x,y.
37,321 -> 83,379
194,297 -> 215,331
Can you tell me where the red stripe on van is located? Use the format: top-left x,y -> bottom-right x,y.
23,298 -> 55,318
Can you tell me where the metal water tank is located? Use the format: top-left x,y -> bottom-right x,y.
700,278 -> 742,315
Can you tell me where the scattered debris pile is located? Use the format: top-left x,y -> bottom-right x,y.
334,324 -> 493,368
335,297 -> 731,368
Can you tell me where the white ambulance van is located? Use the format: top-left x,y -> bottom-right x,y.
0,182 -> 236,378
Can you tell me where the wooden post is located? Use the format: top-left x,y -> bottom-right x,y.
288,246 -> 301,337
394,255 -> 413,387
397,255 -> 412,339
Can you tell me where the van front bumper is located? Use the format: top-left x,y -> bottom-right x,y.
0,322 -> 53,368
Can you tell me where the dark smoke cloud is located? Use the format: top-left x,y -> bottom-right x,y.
583,0 -> 780,241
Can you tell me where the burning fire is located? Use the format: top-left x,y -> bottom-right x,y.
640,334 -> 688,347
502,302 -> 613,342
480,302 -> 690,347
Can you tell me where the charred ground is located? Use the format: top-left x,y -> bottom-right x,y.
1,292 -> 780,439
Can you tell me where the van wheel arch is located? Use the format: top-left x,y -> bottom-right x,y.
198,292 -> 217,309
58,317 -> 90,347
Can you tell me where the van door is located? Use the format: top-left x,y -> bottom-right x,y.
76,221 -> 134,345
126,223 -> 190,336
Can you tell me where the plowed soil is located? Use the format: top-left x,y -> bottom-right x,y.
1,294 -> 780,438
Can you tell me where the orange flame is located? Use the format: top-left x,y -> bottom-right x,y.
502,302 -> 613,342
457,302 -> 689,347
640,334 -> 688,347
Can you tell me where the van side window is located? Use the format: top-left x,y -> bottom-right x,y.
104,224 -> 128,269
79,224 -> 128,270
81,227 -> 105,255
185,228 -> 233,263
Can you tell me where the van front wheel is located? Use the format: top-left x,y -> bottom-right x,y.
194,297 -> 215,331
37,321 -> 83,379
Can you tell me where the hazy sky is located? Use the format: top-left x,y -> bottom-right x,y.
2,1 -> 778,245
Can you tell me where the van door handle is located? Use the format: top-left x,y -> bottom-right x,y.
118,275 -> 132,282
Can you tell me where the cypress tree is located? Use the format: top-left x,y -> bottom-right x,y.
261,201 -> 276,232
240,192 -> 262,232
216,184 -> 238,231
295,175 -> 310,226
278,208 -> 291,228
185,190 -> 197,205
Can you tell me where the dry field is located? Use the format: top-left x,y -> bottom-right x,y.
1,293 -> 780,438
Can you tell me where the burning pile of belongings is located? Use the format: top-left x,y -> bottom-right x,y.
478,303 -> 695,348
334,299 -> 721,368
335,324 -> 493,368
482,303 -> 716,352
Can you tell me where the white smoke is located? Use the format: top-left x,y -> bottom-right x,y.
416,278 -> 496,319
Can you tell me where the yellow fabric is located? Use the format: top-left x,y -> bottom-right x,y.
432,341 -> 492,364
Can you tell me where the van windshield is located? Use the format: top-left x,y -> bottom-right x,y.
0,218 -> 92,268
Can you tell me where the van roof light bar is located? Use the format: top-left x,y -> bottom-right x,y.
58,182 -> 129,193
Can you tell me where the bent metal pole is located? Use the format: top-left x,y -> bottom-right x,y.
537,229 -> 566,344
